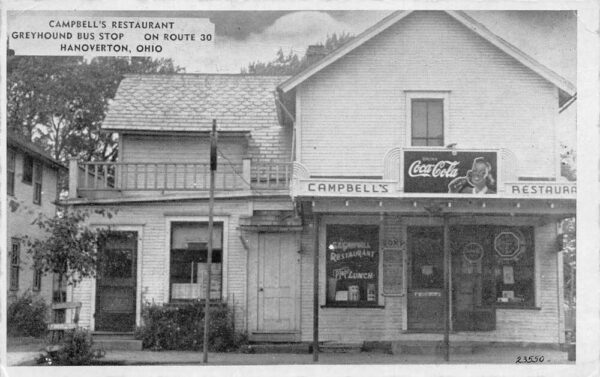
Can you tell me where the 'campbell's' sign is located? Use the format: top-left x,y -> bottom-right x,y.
404,150 -> 498,194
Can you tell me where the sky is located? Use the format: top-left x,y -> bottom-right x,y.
172,10 -> 576,85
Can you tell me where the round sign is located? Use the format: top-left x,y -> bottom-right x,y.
462,242 -> 484,263
494,230 -> 525,259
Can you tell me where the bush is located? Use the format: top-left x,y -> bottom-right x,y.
135,301 -> 246,351
37,329 -> 104,366
7,292 -> 49,337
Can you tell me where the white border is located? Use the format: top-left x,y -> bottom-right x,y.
1,2 -> 598,377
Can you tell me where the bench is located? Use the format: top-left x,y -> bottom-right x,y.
48,301 -> 82,343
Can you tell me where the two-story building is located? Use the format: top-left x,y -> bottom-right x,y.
7,131 -> 67,305
65,10 -> 575,348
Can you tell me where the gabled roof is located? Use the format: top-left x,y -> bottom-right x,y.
103,74 -> 289,132
7,131 -> 67,170
278,10 -> 576,102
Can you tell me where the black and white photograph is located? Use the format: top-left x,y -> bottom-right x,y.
1,1 -> 598,376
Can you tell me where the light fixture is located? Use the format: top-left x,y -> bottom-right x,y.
379,201 -> 383,207
345,200 -> 349,207
447,202 -> 452,208
311,201 -> 315,207
516,202 -> 521,209
413,201 -> 418,208
482,202 -> 486,208
549,202 -> 555,209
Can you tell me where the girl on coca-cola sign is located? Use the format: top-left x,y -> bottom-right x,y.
448,157 -> 496,194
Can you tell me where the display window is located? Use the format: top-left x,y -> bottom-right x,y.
325,224 -> 379,307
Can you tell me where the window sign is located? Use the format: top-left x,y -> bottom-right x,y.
404,150 -> 498,194
326,224 -> 379,306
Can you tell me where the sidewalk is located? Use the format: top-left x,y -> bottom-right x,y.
8,345 -> 571,366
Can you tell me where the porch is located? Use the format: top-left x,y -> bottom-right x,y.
68,158 -> 292,199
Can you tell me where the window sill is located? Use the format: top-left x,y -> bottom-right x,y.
321,304 -> 384,309
496,305 -> 541,310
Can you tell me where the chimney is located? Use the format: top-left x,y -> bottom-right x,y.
305,45 -> 327,66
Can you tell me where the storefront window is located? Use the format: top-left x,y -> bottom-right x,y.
170,222 -> 223,301
326,224 -> 379,307
493,227 -> 535,307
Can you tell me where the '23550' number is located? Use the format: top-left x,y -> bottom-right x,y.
516,355 -> 545,363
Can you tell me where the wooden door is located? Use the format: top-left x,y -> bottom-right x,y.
95,231 -> 137,332
407,227 -> 445,331
257,233 -> 298,332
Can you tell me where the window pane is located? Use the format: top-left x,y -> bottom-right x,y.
326,224 -> 379,305
412,138 -> 427,146
411,100 -> 428,138
427,100 -> 444,138
170,222 -> 223,301
34,163 -> 43,181
8,173 -> 14,196
22,155 -> 33,184
427,138 -> 444,147
8,150 -> 16,170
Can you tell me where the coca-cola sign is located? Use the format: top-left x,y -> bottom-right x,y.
403,150 -> 498,194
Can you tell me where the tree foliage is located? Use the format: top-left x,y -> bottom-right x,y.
23,208 -> 115,288
241,32 -> 354,75
7,56 -> 182,162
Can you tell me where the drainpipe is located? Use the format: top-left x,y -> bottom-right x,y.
312,214 -> 320,362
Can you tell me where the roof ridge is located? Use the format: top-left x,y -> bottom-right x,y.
123,73 -> 291,78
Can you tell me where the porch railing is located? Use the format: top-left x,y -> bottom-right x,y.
69,158 -> 291,198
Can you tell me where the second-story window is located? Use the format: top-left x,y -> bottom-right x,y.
411,99 -> 444,146
22,155 -> 34,184
33,162 -> 43,205
7,149 -> 16,196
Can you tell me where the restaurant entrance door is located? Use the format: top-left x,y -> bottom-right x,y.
407,226 -> 444,331
451,226 -> 496,331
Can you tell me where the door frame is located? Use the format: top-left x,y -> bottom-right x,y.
90,225 -> 144,332
406,225 -> 446,331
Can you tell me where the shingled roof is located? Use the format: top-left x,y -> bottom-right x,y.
102,74 -> 289,132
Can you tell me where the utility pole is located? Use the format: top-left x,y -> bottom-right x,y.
203,119 -> 217,363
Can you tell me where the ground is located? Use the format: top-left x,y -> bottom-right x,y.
6,337 -> 572,366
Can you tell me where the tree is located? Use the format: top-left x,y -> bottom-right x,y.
560,143 -> 576,181
7,56 -> 183,162
23,208 -> 115,302
241,32 -> 354,75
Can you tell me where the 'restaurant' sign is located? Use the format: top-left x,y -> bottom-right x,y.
403,150 -> 498,194
504,182 -> 576,198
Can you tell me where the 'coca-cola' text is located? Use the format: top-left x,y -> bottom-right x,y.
408,160 -> 460,178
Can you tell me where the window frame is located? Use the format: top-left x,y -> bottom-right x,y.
10,238 -> 21,291
164,216 -> 229,303
405,91 -> 450,148
33,162 -> 43,205
22,154 -> 34,185
33,268 -> 43,292
7,148 -> 16,196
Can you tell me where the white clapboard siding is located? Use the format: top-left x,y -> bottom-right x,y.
71,200 -> 251,333
121,134 -> 247,164
120,125 -> 292,165
298,11 -> 557,178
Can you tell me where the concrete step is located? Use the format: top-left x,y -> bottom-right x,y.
93,336 -> 142,351
319,343 -> 363,354
392,341 -> 474,355
242,343 -> 310,354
